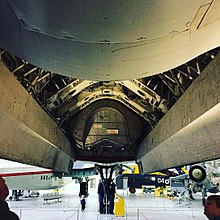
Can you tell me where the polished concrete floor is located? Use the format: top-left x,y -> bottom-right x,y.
7,181 -> 210,220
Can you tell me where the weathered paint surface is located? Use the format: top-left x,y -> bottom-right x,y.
137,52 -> 220,173
0,60 -> 75,171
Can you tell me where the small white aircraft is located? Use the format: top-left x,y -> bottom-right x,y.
0,159 -> 73,191
0,166 -> 72,191
0,159 -> 95,200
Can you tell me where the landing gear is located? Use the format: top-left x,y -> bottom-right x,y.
9,190 -> 22,201
9,190 -> 40,200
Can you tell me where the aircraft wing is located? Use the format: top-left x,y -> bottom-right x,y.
170,174 -> 189,181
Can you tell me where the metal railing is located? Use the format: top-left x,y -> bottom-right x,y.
12,205 -> 204,220
13,208 -> 79,220
136,207 -> 204,220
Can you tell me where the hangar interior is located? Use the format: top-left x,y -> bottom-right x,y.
0,1 -> 220,175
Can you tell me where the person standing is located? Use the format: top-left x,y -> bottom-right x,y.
187,183 -> 195,200
98,179 -> 105,214
202,186 -> 207,206
79,178 -> 88,197
0,176 -> 20,220
109,179 -> 116,214
80,195 -> 86,212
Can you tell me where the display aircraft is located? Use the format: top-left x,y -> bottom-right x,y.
0,159 -> 96,199
170,160 -> 220,196
189,163 -> 220,194
0,1 -> 220,177
116,164 -> 186,193
0,166 -> 72,191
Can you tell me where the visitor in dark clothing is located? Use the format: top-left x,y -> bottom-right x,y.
109,179 -> 116,214
80,195 -> 86,211
98,180 -> 105,214
0,176 -> 20,220
0,200 -> 20,220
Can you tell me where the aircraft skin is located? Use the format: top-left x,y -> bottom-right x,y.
0,0 -> 220,174
170,161 -> 220,194
0,159 -> 98,191
189,164 -> 220,193
0,166 -> 72,190
0,1 -> 220,81
116,164 -> 184,192
116,173 -> 170,192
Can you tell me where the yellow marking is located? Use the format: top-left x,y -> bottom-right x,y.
106,129 -> 119,134
122,165 -> 139,174
150,172 -> 167,176
93,124 -> 102,128
181,167 -> 189,174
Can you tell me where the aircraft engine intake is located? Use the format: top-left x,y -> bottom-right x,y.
189,165 -> 215,191
189,165 -> 206,182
